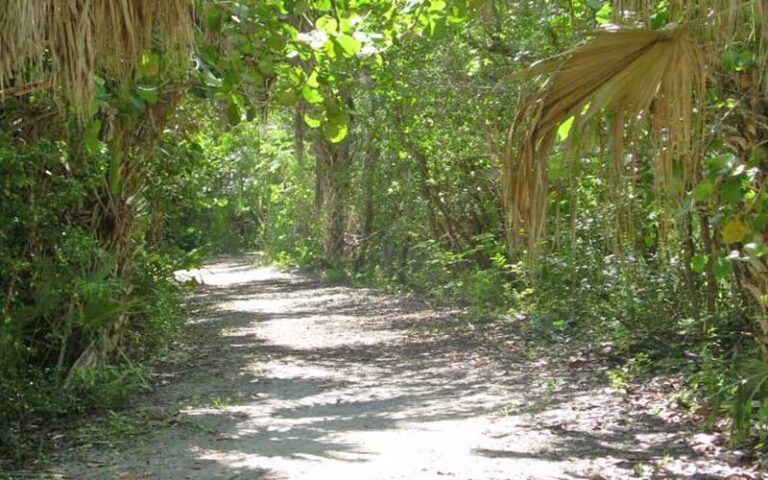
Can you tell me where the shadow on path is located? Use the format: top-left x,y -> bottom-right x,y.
50,255 -> 750,480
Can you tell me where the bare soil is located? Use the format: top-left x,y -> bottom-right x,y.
44,255 -> 761,479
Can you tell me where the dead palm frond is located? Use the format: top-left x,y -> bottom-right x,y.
502,25 -> 706,253
0,0 -> 193,116
612,0 -> 767,94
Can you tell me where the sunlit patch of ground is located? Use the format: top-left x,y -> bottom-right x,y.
46,255 -> 760,480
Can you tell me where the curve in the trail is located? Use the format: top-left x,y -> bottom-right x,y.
53,256 -> 748,480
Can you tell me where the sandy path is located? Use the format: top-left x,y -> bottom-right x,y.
52,256 -> 755,480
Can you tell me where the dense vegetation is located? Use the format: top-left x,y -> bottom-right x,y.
1,0 -> 766,465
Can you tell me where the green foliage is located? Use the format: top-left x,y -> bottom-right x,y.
730,359 -> 768,446
0,139 -> 105,372
0,363 -> 148,463
0,136 -> 183,463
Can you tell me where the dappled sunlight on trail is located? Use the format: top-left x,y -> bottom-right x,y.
53,256 -> 746,479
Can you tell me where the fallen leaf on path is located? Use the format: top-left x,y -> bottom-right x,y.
117,472 -> 150,479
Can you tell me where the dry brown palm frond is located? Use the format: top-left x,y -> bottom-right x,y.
502,25 -> 706,254
0,0 -> 193,117
0,1 -> 53,94
613,0 -> 768,94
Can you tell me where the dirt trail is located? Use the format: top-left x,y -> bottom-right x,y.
52,256 -> 755,479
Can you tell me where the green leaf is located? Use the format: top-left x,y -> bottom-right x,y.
429,16 -> 447,38
293,0 -> 310,15
304,112 -> 322,128
323,108 -> 351,142
316,17 -> 338,33
429,0 -> 447,11
595,3 -> 612,24
306,70 -> 320,88
302,86 -> 324,104
136,86 -> 159,105
315,0 -> 332,12
691,255 -> 708,273
714,257 -> 732,280
84,120 -> 102,153
258,59 -> 275,75
276,88 -> 298,106
327,110 -> 351,126
721,177 -> 744,204
226,100 -> 242,126
335,34 -> 362,57
706,153 -> 736,175
322,121 -> 348,143
692,178 -> 715,201
557,116 -> 574,141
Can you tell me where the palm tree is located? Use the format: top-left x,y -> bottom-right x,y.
502,0 -> 767,342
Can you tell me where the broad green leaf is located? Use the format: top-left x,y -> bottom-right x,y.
302,86 -> 324,104
429,0 -> 447,12
720,177 -> 744,204
650,7 -> 668,29
714,257 -> 732,280
293,0 -> 311,15
304,112 -> 322,128
429,16 -> 447,38
595,3 -> 612,24
339,15 -> 362,33
316,17 -> 338,33
327,110 -> 351,126
323,121 -> 348,143
691,255 -> 708,273
315,0 -> 332,12
692,178 -> 715,201
226,100 -> 242,126
258,59 -> 275,75
276,88 -> 298,106
706,153 -> 736,175
307,70 -> 320,88
335,35 -> 362,57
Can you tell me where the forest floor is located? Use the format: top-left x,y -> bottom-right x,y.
35,255 -> 762,479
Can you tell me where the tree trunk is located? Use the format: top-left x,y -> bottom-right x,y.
313,134 -> 352,265
354,145 -> 378,271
